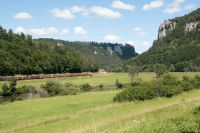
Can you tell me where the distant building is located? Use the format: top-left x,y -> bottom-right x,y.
98,69 -> 107,73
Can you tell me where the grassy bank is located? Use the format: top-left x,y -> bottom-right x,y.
0,89 -> 200,133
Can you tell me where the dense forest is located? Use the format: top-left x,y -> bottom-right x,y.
129,8 -> 200,72
0,26 -> 99,76
0,26 -> 138,76
35,39 -> 138,72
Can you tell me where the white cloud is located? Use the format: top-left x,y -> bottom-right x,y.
29,27 -> 58,35
60,28 -> 70,35
50,8 -> 75,20
104,34 -> 121,42
129,41 -> 152,54
14,12 -> 32,20
91,6 -> 121,19
70,6 -> 89,16
74,26 -> 87,35
163,0 -> 195,14
133,27 -> 146,36
142,0 -> 164,10
15,27 -> 26,33
175,0 -> 185,4
127,41 -> 136,46
143,41 -> 151,46
112,0 -> 135,11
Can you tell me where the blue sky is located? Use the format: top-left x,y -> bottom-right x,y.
0,0 -> 199,53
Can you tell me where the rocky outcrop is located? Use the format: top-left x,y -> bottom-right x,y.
114,46 -> 122,55
185,21 -> 200,32
158,20 -> 176,38
107,47 -> 113,55
106,46 -> 123,55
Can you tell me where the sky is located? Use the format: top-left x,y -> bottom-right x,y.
0,0 -> 199,53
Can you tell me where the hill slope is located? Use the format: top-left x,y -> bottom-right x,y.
0,26 -> 98,76
0,26 -> 138,76
130,8 -> 200,72
35,39 -> 138,71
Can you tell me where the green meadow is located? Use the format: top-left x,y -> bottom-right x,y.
0,89 -> 200,133
0,72 -> 200,133
1,72 -> 200,88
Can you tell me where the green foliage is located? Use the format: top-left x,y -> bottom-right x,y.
80,83 -> 93,92
62,83 -> 80,95
0,26 -> 100,75
1,78 -> 17,96
115,79 -> 123,89
114,74 -> 200,102
15,85 -> 36,95
98,84 -> 104,90
129,8 -> 200,72
128,65 -> 139,85
180,81 -> 193,92
113,83 -> 156,102
36,39 -> 138,72
41,81 -> 80,96
1,84 -> 9,96
154,64 -> 168,78
41,81 -> 63,96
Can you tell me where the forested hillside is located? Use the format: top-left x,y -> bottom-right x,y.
0,26 -> 99,76
35,39 -> 138,72
129,8 -> 200,72
0,26 -> 138,76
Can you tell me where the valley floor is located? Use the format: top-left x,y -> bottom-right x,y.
0,89 -> 200,133
1,72 -> 200,88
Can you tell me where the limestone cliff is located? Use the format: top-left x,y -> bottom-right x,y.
185,21 -> 200,32
158,20 -> 176,38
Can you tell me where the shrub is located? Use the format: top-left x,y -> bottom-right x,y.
191,75 -> 200,88
162,74 -> 179,86
80,83 -> 93,92
115,79 -> 123,89
41,81 -> 80,96
9,77 -> 17,95
180,81 -> 194,92
182,76 -> 190,82
61,83 -> 80,95
16,85 -> 36,95
1,84 -> 10,96
98,84 -> 104,90
41,81 -> 63,96
1,78 -> 17,96
113,83 -> 156,102
159,85 -> 183,98
154,64 -> 168,78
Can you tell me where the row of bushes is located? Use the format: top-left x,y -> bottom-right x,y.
113,74 -> 200,102
0,76 -> 127,103
41,80 -> 126,97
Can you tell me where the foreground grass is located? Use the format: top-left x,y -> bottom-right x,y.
1,72 -> 200,88
0,89 -> 200,133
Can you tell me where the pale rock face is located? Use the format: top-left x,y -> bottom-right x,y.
57,43 -> 63,47
158,20 -> 176,38
94,51 -> 97,55
107,47 -> 113,55
114,46 -> 122,55
185,21 -> 199,32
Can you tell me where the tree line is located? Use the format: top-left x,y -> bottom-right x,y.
0,26 -> 99,76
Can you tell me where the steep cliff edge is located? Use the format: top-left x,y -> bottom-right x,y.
129,8 -> 200,72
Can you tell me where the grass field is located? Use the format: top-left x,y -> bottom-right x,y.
1,72 -> 200,88
0,89 -> 200,133
0,72 -> 200,133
